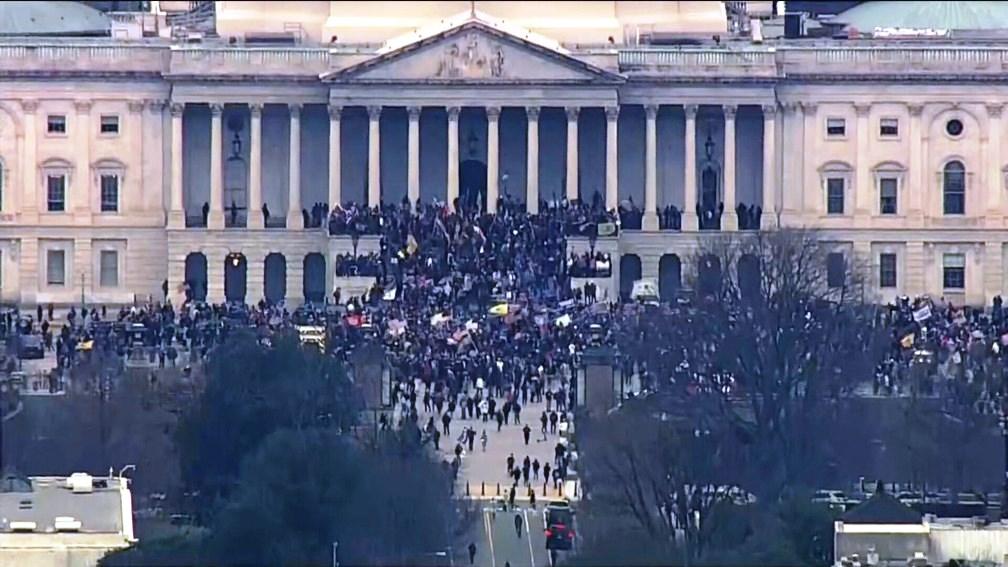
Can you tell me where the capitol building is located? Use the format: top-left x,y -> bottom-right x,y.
1,0 -> 1007,307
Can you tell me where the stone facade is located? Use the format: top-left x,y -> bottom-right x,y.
2,12 -> 1008,306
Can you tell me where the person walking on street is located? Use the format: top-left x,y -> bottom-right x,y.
507,453 -> 515,475
543,462 -> 551,486
481,429 -> 488,452
533,458 -> 540,481
522,424 -> 531,446
442,412 -> 451,436
468,542 -> 477,565
496,411 -> 504,432
514,512 -> 524,539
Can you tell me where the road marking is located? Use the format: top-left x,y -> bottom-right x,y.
483,508 -> 497,567
523,508 -> 535,567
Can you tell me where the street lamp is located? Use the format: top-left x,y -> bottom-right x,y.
332,541 -> 339,567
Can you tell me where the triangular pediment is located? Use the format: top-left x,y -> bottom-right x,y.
324,20 -> 623,85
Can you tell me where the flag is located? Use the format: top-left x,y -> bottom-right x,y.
900,333 -> 914,348
489,303 -> 509,316
383,287 -> 397,301
555,314 -> 573,328
387,319 -> 407,337
912,305 -> 932,323
406,234 -> 419,256
597,222 -> 617,236
430,312 -> 451,326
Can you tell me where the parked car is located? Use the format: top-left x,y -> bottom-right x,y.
812,489 -> 848,510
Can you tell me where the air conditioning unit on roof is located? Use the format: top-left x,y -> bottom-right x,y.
67,473 -> 93,494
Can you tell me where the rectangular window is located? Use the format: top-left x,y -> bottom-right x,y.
826,117 -> 846,137
99,115 -> 119,134
827,252 -> 845,288
99,250 -> 118,288
46,250 -> 65,286
46,175 -> 66,212
826,177 -> 845,214
944,168 -> 966,215
879,177 -> 898,215
879,118 -> 899,137
100,175 -> 118,212
943,253 -> 966,290
879,253 -> 897,288
46,115 -> 66,134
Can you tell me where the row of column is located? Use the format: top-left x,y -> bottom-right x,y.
166,102 -> 777,231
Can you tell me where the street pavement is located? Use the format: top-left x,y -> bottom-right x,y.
457,501 -> 557,567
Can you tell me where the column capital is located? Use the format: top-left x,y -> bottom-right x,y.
525,106 -> 540,120
987,103 -> 1004,118
249,102 -> 264,118
328,104 -> 342,120
722,104 -> 737,119
447,106 -> 461,120
145,99 -> 166,114
908,103 -> 924,117
761,104 -> 777,118
644,104 -> 659,120
407,106 -> 421,120
853,102 -> 871,117
605,106 -> 620,121
800,102 -> 818,116
170,102 -> 185,117
565,106 -> 580,121
289,103 -> 302,118
367,105 -> 382,120
74,100 -> 93,113
127,100 -> 146,113
684,104 -> 698,119
209,103 -> 224,116
486,106 -> 501,120
19,99 -> 38,113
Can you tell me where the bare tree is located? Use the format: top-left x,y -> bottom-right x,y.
679,229 -> 887,496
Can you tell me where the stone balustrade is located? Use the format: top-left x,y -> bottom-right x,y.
168,46 -> 332,76
0,42 -> 166,75
779,46 -> 1008,76
618,48 -> 778,78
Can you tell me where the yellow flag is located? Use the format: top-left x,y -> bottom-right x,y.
407,234 -> 419,256
900,333 -> 914,348
489,303 -> 509,316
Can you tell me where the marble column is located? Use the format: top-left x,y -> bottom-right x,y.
20,100 -> 38,222
802,103 -> 820,216
367,105 -> 382,208
682,104 -> 699,231
987,103 -> 1003,226
207,103 -> 225,229
206,250 -> 225,304
722,104 -> 738,230
407,106 -> 421,208
247,103 -> 264,229
907,103 -> 924,221
643,105 -> 658,230
73,100 -> 92,221
605,106 -> 619,212
853,103 -> 871,218
286,254 -> 305,306
526,106 -> 540,214
328,104 -> 342,211
565,107 -> 579,202
247,253 -> 265,304
447,106 -> 460,210
486,106 -> 501,213
286,103 -> 304,230
168,103 -> 184,228
761,104 -> 777,229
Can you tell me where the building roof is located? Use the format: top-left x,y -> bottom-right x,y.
841,485 -> 923,525
0,1 -> 110,37
0,475 -> 131,537
832,1 -> 1008,31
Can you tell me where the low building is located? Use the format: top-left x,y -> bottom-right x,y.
835,483 -> 1008,566
0,472 -> 136,567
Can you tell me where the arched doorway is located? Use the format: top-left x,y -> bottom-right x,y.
697,254 -> 722,297
303,253 -> 326,304
459,159 -> 487,211
224,252 -> 247,304
737,253 -> 761,302
184,252 -> 208,303
620,254 -> 642,301
659,254 -> 682,302
264,253 -> 286,305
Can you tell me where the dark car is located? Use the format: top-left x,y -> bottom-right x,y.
17,334 -> 44,360
544,501 -> 575,550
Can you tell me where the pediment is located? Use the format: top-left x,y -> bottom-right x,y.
325,21 -> 623,85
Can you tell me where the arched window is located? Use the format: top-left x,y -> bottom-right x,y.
943,161 -> 966,215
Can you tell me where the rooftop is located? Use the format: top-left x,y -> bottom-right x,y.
0,474 -> 132,537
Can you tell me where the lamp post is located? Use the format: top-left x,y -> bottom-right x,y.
332,541 -> 339,567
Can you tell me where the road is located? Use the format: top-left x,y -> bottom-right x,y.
458,502 -> 559,567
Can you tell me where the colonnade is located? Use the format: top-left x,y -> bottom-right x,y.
165,102 -> 778,231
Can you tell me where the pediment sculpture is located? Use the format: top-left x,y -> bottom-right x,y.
436,32 -> 505,79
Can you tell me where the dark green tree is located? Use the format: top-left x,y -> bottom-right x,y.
175,330 -> 361,512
